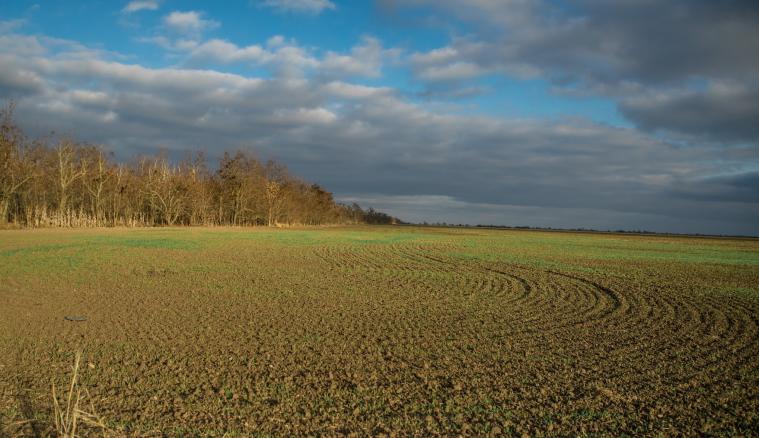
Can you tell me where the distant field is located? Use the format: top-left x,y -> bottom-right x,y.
1,226 -> 758,435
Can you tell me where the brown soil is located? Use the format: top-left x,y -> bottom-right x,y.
0,227 -> 757,436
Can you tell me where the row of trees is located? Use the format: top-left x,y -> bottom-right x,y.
0,104 -> 397,227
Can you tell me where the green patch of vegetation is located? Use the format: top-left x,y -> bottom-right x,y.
0,243 -> 87,275
702,286 -> 759,299
456,232 -> 759,268
589,246 -> 759,265
0,243 -> 82,258
82,234 -> 202,250
203,229 -> 437,247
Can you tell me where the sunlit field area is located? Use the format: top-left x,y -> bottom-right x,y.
1,226 -> 758,435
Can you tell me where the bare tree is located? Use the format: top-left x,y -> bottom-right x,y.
141,157 -> 187,226
183,152 -> 214,225
217,152 -> 267,225
265,181 -> 285,226
0,103 -> 31,223
54,139 -> 86,222
0,105 -> 395,228
82,146 -> 113,225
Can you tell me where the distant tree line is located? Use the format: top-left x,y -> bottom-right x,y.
0,103 -> 398,228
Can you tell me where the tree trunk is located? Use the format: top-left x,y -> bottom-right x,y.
0,199 -> 9,224
59,193 -> 68,216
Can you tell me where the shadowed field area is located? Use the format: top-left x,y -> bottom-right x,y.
1,226 -> 758,435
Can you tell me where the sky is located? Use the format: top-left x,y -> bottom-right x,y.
1,0 -> 758,235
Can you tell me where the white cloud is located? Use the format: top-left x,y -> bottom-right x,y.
164,11 -> 219,35
140,36 -> 200,52
416,61 -> 485,81
321,37 -> 396,78
0,35 -> 46,56
185,38 -> 319,78
267,35 -> 285,48
260,0 -> 336,14
321,82 -> 393,99
177,36 -> 395,80
410,39 -> 539,83
410,46 -> 458,65
187,39 -> 266,63
122,1 -> 159,13
0,19 -> 27,33
270,107 -> 337,125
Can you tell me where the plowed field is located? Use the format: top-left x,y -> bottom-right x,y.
1,226 -> 758,436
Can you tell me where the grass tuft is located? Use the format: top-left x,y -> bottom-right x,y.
50,350 -> 110,437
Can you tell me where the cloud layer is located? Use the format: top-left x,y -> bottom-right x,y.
400,0 -> 759,142
1,1 -> 758,235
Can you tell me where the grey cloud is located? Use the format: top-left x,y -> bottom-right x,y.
670,172 -> 759,205
1,32 -> 758,234
397,0 -> 759,143
0,59 -> 45,97
337,194 -> 759,236
619,83 -> 759,143
402,0 -> 759,85
571,0 -> 759,84
416,85 -> 486,100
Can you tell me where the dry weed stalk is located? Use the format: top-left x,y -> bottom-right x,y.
51,350 -> 109,437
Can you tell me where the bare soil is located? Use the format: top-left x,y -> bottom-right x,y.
0,227 -> 757,435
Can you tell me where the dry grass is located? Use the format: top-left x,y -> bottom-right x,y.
2,351 -> 110,438
50,351 -> 109,437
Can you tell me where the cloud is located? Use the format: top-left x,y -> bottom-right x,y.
399,0 -> 759,85
1,31 -> 758,235
321,82 -> 394,99
183,38 -> 319,77
122,1 -> 159,13
0,19 -> 27,34
395,0 -> 759,143
164,11 -> 219,35
165,35 -> 396,80
138,36 -> 200,52
0,59 -> 44,97
0,34 -> 46,55
260,0 -> 336,14
409,38 -> 539,82
337,194 -> 757,234
186,39 -> 266,63
619,81 -> 759,143
321,37 -> 399,78
670,171 -> 759,205
416,61 -> 485,81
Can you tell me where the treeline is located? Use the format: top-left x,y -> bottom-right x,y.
0,104 -> 397,228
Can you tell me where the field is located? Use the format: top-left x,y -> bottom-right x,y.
1,226 -> 758,436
